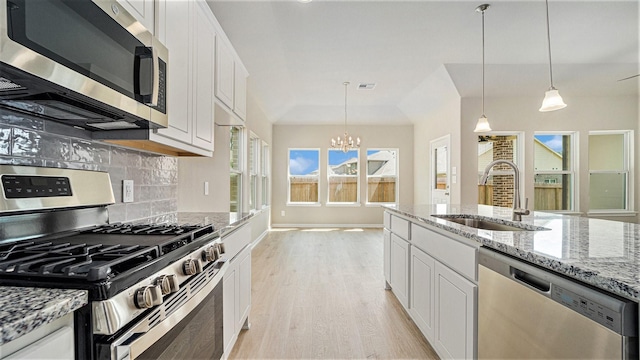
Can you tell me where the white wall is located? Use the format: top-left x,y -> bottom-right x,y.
271,124 -> 413,226
401,66 -> 462,205
460,95 -> 638,222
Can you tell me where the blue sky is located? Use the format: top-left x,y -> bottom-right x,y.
535,135 -> 563,153
289,150 -> 319,175
328,150 -> 358,166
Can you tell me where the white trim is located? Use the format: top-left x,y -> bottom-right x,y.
587,211 -> 638,217
251,228 -> 269,249
271,223 -> 383,229
325,203 -> 362,207
588,130 -> 634,212
285,202 -> 322,207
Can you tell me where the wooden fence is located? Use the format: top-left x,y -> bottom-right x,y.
289,177 -> 396,203
478,184 -> 564,210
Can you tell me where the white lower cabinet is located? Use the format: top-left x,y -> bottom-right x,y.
223,243 -> 252,359
389,233 -> 410,309
0,313 -> 74,360
383,229 -> 391,286
434,261 -> 477,360
409,246 -> 435,343
383,211 -> 478,360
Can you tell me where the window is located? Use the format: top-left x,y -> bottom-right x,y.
230,126 -> 242,212
288,149 -> 320,204
249,134 -> 260,211
477,134 -> 522,207
327,149 -> 359,204
589,131 -> 633,212
261,142 -> 270,207
366,149 -> 398,204
533,133 -> 576,211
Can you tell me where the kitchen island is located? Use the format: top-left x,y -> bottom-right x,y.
383,204 -> 640,359
386,204 -> 640,301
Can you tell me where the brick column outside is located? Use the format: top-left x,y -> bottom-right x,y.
492,137 -> 514,208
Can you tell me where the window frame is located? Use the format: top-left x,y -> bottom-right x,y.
588,130 -> 634,214
365,148 -> 399,205
229,126 -> 243,213
327,148 -> 360,206
261,141 -> 270,208
287,148 -> 321,206
248,133 -> 260,211
533,131 -> 578,213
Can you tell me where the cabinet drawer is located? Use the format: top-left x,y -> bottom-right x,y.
383,212 -> 391,229
390,215 -> 410,240
412,224 -> 477,281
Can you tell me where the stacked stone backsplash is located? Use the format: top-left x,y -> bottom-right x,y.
0,113 -> 178,224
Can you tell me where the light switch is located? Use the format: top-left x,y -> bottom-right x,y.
452,175 -> 457,184
452,166 -> 457,175
204,181 -> 209,195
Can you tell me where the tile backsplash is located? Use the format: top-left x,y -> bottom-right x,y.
0,112 -> 178,223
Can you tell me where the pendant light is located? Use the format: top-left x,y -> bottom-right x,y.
331,82 -> 360,153
539,0 -> 566,112
474,4 -> 491,133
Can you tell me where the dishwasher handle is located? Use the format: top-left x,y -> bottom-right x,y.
511,267 -> 551,294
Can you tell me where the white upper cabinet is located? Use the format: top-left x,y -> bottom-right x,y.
215,39 -> 235,109
233,64 -> 248,120
150,0 -> 215,156
116,0 -> 154,34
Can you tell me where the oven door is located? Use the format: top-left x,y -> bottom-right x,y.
96,261 -> 227,360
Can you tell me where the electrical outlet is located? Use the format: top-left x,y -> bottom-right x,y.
123,180 -> 134,203
281,210 -> 285,217
204,181 -> 209,195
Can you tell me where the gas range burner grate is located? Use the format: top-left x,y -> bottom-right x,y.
0,240 -> 160,281
91,223 -> 208,235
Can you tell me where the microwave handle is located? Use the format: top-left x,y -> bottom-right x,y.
134,46 -> 158,106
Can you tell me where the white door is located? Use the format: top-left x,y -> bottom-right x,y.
430,135 -> 451,204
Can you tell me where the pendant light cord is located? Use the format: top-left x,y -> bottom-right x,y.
481,7 -> 485,116
344,82 -> 348,134
545,0 -> 554,89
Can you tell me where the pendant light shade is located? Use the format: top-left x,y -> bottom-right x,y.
473,4 -> 491,133
539,0 -> 566,112
539,88 -> 566,112
474,115 -> 492,132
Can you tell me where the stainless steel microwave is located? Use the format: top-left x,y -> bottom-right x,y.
0,0 -> 168,131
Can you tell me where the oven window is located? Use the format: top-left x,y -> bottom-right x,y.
137,282 -> 223,360
7,0 -> 143,98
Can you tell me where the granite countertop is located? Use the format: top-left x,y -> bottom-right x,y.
177,211 -> 253,237
384,204 -> 640,302
0,287 -> 87,345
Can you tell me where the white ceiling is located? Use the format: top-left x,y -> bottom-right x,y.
208,0 -> 639,125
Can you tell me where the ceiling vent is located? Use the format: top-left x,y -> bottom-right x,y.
358,83 -> 376,90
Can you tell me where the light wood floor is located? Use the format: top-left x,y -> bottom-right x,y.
229,228 -> 439,360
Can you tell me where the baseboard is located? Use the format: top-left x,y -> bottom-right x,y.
252,228 -> 269,249
270,223 -> 384,229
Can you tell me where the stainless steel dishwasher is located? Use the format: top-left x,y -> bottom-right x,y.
479,247 -> 638,359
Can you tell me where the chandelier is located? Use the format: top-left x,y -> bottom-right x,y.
331,81 -> 360,153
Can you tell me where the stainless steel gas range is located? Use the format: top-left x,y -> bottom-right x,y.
0,165 -> 228,360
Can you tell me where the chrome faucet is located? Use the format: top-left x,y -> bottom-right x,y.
479,159 -> 530,221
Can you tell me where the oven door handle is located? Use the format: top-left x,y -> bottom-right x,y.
110,261 -> 228,360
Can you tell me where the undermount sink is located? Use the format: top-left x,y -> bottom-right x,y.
432,215 -> 549,232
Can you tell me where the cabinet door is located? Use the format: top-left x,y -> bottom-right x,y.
215,39 -> 235,108
192,2 -> 215,150
237,248 -> 251,329
233,65 -> 247,120
410,246 -> 435,343
390,233 -> 410,309
383,229 -> 391,285
434,262 -> 477,360
116,0 -> 154,34
223,267 -> 237,356
155,0 -> 192,143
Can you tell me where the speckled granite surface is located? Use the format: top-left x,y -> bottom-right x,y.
177,211 -> 253,237
384,204 -> 640,302
0,287 -> 87,345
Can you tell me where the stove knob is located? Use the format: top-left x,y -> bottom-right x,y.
183,258 -> 203,275
202,246 -> 217,262
134,285 -> 163,309
155,274 -> 179,295
217,243 -> 225,255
